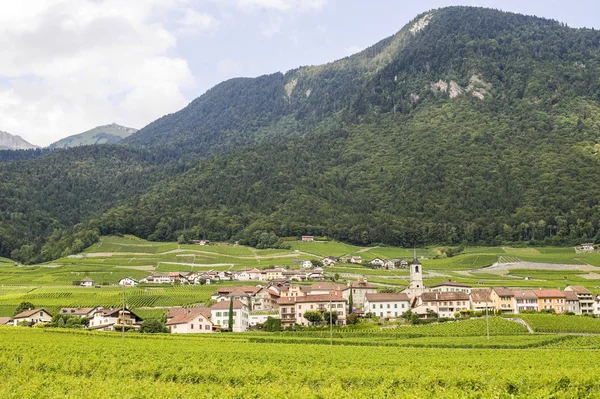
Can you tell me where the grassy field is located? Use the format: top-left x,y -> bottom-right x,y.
1,327 -> 599,398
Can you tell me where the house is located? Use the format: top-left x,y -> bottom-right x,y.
282,270 -> 306,282
342,280 -> 378,309
210,300 -> 249,332
490,287 -> 515,313
211,286 -> 261,300
533,290 -> 567,314
118,277 -> 138,286
166,308 -> 214,334
469,288 -> 494,312
383,260 -> 396,269
350,256 -> 362,264
594,294 -> 600,316
414,292 -> 470,318
301,236 -> 315,242
280,284 -> 310,298
59,307 -> 99,318
247,268 -> 263,281
234,269 -> 253,281
192,240 -> 210,246
564,286 -> 595,314
394,259 -> 409,269
429,281 -> 472,294
277,294 -> 347,328
88,307 -> 143,331
142,274 -> 172,284
564,290 -> 581,314
80,277 -> 95,287
301,261 -> 313,269
252,287 -> 280,311
216,289 -> 252,306
369,258 -> 385,268
305,269 -> 325,280
512,290 -> 539,313
263,268 -> 284,281
13,308 -> 52,326
364,293 -> 411,319
322,257 -> 336,267
0,317 -> 11,325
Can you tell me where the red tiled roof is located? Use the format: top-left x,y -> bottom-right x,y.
346,280 -> 377,289
568,286 -> 592,295
310,283 -> 346,291
470,288 -> 492,302
512,290 -> 538,300
533,289 -> 566,299
564,291 -> 579,301
0,317 -> 11,325
166,307 -> 212,325
492,287 -> 515,297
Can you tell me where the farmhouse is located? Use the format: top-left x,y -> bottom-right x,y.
364,293 -> 411,319
166,308 -> 214,334
210,300 -> 249,332
277,294 -> 347,328
301,236 -> 315,242
564,290 -> 581,314
252,287 -> 280,311
350,256 -> 362,264
369,258 -> 385,267
13,308 -> 52,326
80,277 -> 95,287
88,307 -> 143,331
118,277 -> 138,286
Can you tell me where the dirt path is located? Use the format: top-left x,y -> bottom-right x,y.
159,262 -> 234,268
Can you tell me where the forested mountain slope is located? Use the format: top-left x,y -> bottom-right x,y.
48,124 -> 137,149
2,6 -> 600,263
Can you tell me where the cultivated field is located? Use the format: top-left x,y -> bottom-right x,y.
1,326 -> 599,398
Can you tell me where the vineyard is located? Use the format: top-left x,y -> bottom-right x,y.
0,328 -> 599,398
515,314 -> 600,334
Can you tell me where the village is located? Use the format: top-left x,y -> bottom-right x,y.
8,250 -> 600,333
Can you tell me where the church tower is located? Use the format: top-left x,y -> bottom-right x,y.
409,248 -> 424,296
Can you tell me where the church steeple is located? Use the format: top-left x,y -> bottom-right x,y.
410,248 -> 423,290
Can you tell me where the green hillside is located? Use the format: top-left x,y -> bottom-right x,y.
1,7 -> 600,264
48,123 -> 137,149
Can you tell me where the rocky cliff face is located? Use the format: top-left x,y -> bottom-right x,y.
0,130 -> 39,150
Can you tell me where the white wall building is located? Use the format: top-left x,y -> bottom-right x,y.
364,293 -> 411,318
13,308 -> 52,326
166,308 -> 214,334
210,300 -> 249,332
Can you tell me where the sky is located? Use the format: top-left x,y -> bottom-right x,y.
1,0 -> 599,146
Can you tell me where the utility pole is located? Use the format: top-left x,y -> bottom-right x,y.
122,283 -> 125,340
485,300 -> 489,340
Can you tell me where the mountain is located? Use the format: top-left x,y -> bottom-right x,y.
0,130 -> 39,150
3,6 -> 600,264
48,123 -> 137,149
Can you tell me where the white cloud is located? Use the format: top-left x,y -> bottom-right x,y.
177,9 -> 220,34
0,0 -> 202,146
237,0 -> 328,12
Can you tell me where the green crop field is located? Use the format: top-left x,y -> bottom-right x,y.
514,314 -> 600,334
1,327 -> 600,398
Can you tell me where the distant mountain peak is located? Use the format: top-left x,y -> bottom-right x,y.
48,124 -> 138,149
0,130 -> 39,150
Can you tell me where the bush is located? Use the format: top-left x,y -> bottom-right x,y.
140,318 -> 169,334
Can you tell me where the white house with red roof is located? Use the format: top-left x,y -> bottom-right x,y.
166,308 -> 214,334
13,308 -> 52,326
210,300 -> 249,332
364,293 -> 411,319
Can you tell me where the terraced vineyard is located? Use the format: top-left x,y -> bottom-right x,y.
1,328 -> 599,398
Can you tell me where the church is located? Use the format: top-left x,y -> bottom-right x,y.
401,249 -> 425,300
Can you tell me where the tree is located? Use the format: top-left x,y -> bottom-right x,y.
303,311 -> 323,325
347,313 -> 359,325
14,302 -> 35,316
323,311 -> 338,325
228,299 -> 234,332
263,317 -> 282,332
348,289 -> 354,314
140,318 -> 169,333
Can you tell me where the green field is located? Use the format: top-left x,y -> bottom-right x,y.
1,327 -> 599,398
514,314 -> 600,334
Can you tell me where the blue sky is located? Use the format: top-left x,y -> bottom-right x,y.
0,0 -> 598,146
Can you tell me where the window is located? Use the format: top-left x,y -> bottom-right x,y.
380,312 -> 383,317
380,304 -> 383,309
402,304 -> 405,308
191,324 -> 194,329
224,312 -> 228,317
387,304 -> 390,309
216,312 -> 221,317
415,266 -> 419,273
394,304 -> 397,309
40,312 -> 44,317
